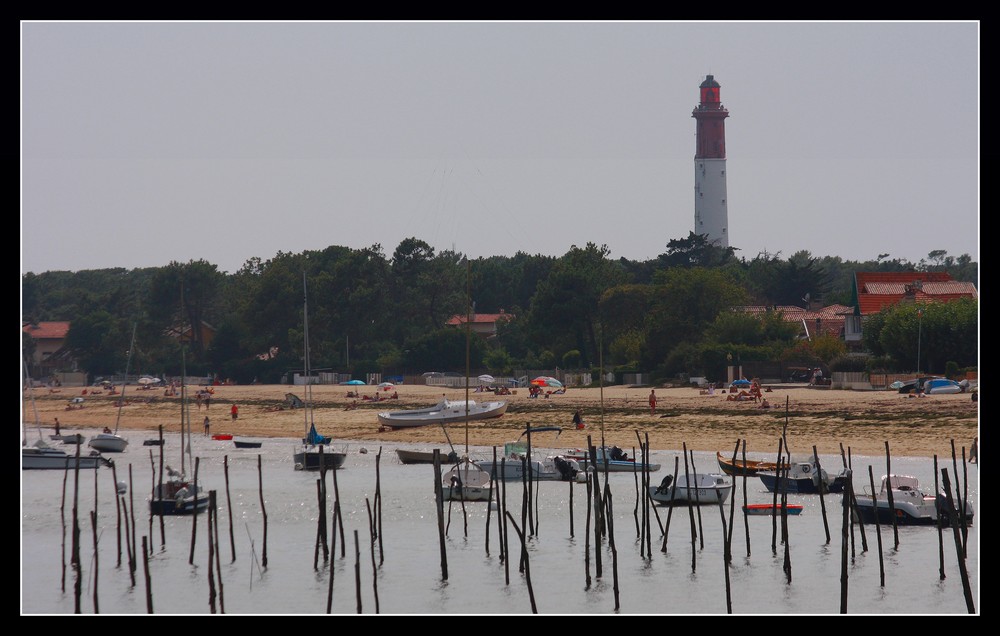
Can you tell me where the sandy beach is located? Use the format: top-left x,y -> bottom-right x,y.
24,382 -> 979,460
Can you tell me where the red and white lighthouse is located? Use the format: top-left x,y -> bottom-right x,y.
692,74 -> 730,248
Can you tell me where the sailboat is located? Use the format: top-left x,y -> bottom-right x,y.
438,259 -> 494,502
293,273 -> 347,471
149,347 -> 208,515
22,358 -> 106,470
89,325 -> 135,454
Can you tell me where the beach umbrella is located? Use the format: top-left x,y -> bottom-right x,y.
342,379 -> 366,385
531,376 -> 563,388
378,381 -> 395,391
730,379 -> 751,388
137,376 -> 160,385
477,374 -> 495,384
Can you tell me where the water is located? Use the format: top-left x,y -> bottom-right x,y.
21,430 -> 979,615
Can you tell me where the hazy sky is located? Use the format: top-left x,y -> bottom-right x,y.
21,21 -> 980,275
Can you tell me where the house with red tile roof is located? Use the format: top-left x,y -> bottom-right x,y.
445,309 -> 514,339
22,321 -> 75,375
845,272 -> 978,343
736,304 -> 854,340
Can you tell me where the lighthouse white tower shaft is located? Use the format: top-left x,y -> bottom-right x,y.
692,75 -> 730,248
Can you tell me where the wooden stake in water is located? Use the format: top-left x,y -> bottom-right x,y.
934,455 -> 945,580
90,509 -> 99,614
883,442 -> 899,549
354,529 -> 363,614
257,454 -> 268,568
813,446 -> 831,544
208,490 -> 218,614
659,456 -> 680,553
682,442 -> 697,573
940,469 -> 976,614
224,455 -> 236,563
432,449 -> 448,581
366,498 -> 380,614
505,512 -> 538,614
867,465 -> 885,587
839,469 -> 852,614
142,535 -> 153,613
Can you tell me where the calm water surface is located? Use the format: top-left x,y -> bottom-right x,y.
21,429 -> 979,615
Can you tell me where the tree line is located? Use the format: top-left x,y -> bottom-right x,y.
21,234 -> 978,384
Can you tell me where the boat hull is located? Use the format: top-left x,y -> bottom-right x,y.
149,481 -> 210,515
565,447 -> 660,473
377,400 -> 508,429
22,447 -> 104,470
474,455 -> 585,482
89,433 -> 128,453
396,449 -> 458,464
234,440 -> 263,448
716,451 -> 786,477
294,447 -> 347,471
743,503 -> 804,516
758,472 -> 846,494
853,494 -> 975,527
648,475 -> 732,506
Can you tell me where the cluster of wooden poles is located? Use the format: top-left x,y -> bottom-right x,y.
49,418 -> 976,615
422,410 -> 976,615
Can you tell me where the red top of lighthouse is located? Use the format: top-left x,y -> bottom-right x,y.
692,74 -> 729,159
699,74 -> 722,107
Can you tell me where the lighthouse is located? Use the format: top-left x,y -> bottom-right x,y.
692,74 -> 730,248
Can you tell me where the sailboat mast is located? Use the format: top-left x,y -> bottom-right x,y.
464,258 -> 471,454
302,272 -> 311,438
114,323 -> 137,435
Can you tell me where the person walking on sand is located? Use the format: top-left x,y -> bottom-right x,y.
54,418 -> 61,436
648,389 -> 657,414
573,409 -> 584,430
231,403 -> 238,420
203,415 -> 210,437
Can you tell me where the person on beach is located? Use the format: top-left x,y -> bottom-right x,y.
203,415 -> 210,437
231,403 -> 238,420
573,409 -> 584,430
54,418 -> 61,436
648,390 -> 657,414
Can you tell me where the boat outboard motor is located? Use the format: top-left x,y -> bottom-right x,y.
553,456 -> 578,481
655,474 -> 673,495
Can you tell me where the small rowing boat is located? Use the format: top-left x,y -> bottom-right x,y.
743,503 -> 804,516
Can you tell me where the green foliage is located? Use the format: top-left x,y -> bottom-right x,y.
22,236 -> 979,383
562,349 -> 582,369
873,298 -> 977,373
482,347 -> 514,376
828,355 -> 868,373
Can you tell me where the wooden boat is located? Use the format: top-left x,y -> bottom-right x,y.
234,439 -> 262,449
743,503 -> 804,516
396,448 -> 458,464
853,474 -> 975,527
716,451 -> 786,477
59,433 -> 86,445
143,439 -> 165,446
377,399 -> 507,430
649,472 -> 733,505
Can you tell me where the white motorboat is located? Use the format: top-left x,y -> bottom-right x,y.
377,399 -> 508,429
648,472 -> 733,505
854,474 -> 975,527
